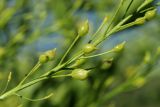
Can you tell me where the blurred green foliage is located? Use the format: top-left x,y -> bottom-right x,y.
0,0 -> 160,107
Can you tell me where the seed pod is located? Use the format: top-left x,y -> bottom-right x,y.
112,41 -> 126,52
135,17 -> 146,25
39,54 -> 48,63
78,20 -> 89,37
70,59 -> 86,68
101,58 -> 113,70
145,9 -> 157,20
83,44 -> 96,54
45,48 -> 56,60
71,69 -> 88,80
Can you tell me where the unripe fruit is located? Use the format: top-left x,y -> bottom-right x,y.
71,69 -> 88,80
135,17 -> 146,25
78,20 -> 89,37
39,54 -> 48,63
101,58 -> 113,70
45,48 -> 56,60
112,41 -> 125,52
70,59 -> 86,68
39,48 -> 56,63
83,44 -> 96,54
145,9 -> 156,20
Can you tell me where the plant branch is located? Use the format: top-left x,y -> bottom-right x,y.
58,34 -> 80,65
18,62 -> 41,86
81,50 -> 113,59
0,74 -> 71,100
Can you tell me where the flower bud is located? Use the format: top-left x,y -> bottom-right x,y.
39,54 -> 48,63
112,41 -> 126,52
135,17 -> 146,25
71,69 -> 88,80
45,48 -> 56,60
145,9 -> 157,20
78,20 -> 89,37
83,44 -> 96,54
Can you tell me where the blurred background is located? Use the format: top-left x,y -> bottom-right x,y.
0,0 -> 160,107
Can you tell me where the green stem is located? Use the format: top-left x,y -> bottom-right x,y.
18,62 -> 41,86
93,15 -> 132,46
104,0 -> 125,33
115,21 -> 136,32
58,34 -> 80,65
0,76 -> 46,100
99,81 -> 131,104
122,0 -> 133,18
0,74 -> 70,100
66,51 -> 84,65
139,7 -> 155,13
81,50 -> 113,59
90,16 -> 108,41
92,0 -> 126,46
137,0 -> 153,12
0,72 -> 12,95
14,92 -> 53,102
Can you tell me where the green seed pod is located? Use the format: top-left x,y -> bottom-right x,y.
101,58 -> 113,70
39,54 -> 49,63
70,59 -> 86,68
112,41 -> 126,52
45,48 -> 56,60
135,17 -> 146,25
78,20 -> 89,37
83,44 -> 96,54
71,69 -> 88,80
145,9 -> 157,20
